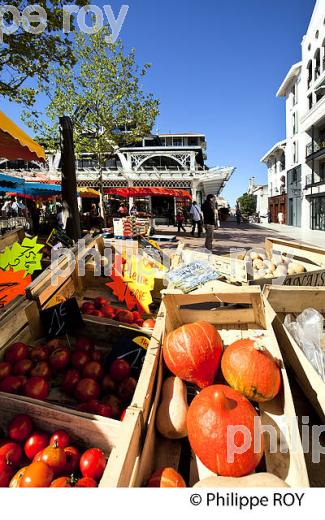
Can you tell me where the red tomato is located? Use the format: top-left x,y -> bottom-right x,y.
79,448 -> 106,480
115,310 -> 134,324
75,378 -> 101,402
13,359 -> 32,376
75,336 -> 94,354
71,351 -> 90,371
94,297 -> 108,310
24,431 -> 49,460
20,461 -> 54,487
75,476 -> 98,487
120,409 -> 127,421
101,304 -> 114,319
102,395 -> 123,419
0,459 -> 15,487
81,302 -> 95,315
101,374 -> 117,394
85,400 -> 101,414
0,375 -> 24,394
109,359 -> 131,382
4,342 -> 29,364
64,446 -> 80,474
89,310 -> 105,317
9,466 -> 28,488
50,476 -> 73,488
23,376 -> 49,400
82,361 -> 104,381
135,319 -> 144,327
142,319 -> 156,330
0,441 -> 23,467
40,444 -> 67,476
50,347 -> 70,371
96,403 -> 112,418
62,368 -> 81,395
118,377 -> 137,404
132,311 -> 142,321
91,350 -> 104,363
8,414 -> 33,442
46,339 -> 66,352
30,361 -> 51,380
0,361 -> 12,380
30,346 -> 49,362
50,430 -> 71,449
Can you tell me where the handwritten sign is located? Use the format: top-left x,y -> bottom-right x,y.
46,228 -> 74,249
107,255 -> 154,314
106,333 -> 150,374
0,236 -> 43,276
40,298 -> 84,338
0,269 -> 32,309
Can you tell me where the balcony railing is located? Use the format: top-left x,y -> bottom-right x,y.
305,173 -> 325,187
306,140 -> 325,158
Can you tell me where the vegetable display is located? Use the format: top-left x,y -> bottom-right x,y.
221,338 -> 282,402
163,321 -> 223,388
0,414 -> 107,487
0,337 -> 133,420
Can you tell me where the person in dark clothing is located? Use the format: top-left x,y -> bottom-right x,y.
202,194 -> 216,250
236,207 -> 242,225
176,210 -> 186,233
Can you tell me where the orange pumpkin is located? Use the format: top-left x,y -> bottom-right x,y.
187,385 -> 264,477
163,321 -> 223,388
221,339 -> 281,402
146,467 -> 186,488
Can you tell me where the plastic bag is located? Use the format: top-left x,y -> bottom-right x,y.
284,308 -> 325,381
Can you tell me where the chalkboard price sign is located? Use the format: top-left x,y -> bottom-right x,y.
40,298 -> 84,338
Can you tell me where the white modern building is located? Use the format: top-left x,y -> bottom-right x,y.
247,177 -> 269,220
261,140 -> 287,224
262,0 -> 325,230
0,132 -> 235,224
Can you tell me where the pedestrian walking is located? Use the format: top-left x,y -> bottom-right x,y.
176,210 -> 186,233
190,201 -> 203,237
236,207 -> 242,225
202,194 -> 217,251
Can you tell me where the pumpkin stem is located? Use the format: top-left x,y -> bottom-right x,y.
213,389 -> 234,410
254,341 -> 266,352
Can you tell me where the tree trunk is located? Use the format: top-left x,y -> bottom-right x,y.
60,116 -> 81,241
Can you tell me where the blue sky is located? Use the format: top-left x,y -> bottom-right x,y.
1,0 -> 316,205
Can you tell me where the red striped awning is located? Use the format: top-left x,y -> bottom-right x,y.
104,187 -> 192,200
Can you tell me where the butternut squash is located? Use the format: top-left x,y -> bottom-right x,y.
156,376 -> 188,439
193,473 -> 289,488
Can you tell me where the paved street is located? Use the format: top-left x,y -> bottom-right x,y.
156,218 -> 316,254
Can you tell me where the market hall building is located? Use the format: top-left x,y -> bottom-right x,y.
1,133 -> 235,225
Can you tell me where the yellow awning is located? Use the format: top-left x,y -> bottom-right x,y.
78,187 -> 100,198
0,111 -> 46,162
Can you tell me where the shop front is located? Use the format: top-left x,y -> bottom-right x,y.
310,194 -> 325,231
268,194 -> 287,224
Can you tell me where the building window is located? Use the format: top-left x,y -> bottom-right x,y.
293,141 -> 298,164
308,93 -> 313,109
307,60 -> 312,88
172,138 -> 183,147
292,113 -> 298,135
315,49 -> 321,80
320,162 -> 325,181
316,30 -> 319,39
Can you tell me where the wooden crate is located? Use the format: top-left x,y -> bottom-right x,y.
264,285 -> 325,423
265,237 -> 325,267
0,227 -> 25,251
0,392 -> 143,487
132,287 -> 309,488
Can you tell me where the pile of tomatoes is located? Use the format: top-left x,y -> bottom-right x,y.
81,297 -> 156,330
0,414 -> 107,487
0,336 -> 137,419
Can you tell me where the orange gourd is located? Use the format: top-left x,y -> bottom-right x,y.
221,339 -> 281,402
163,321 -> 223,388
187,384 -> 264,477
146,467 -> 186,488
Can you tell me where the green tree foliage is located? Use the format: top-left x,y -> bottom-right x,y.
237,193 -> 257,216
23,29 -> 160,156
0,1 -> 87,105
